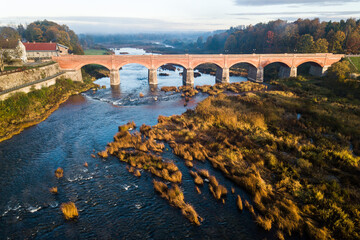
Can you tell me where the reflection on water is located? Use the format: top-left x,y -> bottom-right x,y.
0,48 -> 284,239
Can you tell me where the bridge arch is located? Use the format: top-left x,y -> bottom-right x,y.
229,62 -> 257,81
297,61 -> 326,77
154,61 -> 189,70
295,59 -> 324,68
77,62 -> 111,71
262,60 -> 291,69
118,62 -> 150,70
264,61 -> 293,81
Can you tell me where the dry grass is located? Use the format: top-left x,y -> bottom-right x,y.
197,169 -> 210,179
60,202 -> 79,220
190,171 -> 204,185
256,215 -> 272,231
236,195 -> 243,211
161,86 -> 179,92
134,169 -> 141,177
153,180 -> 201,225
49,187 -> 58,194
55,167 -> 63,178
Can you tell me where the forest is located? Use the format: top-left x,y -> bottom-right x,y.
182,18 -> 360,54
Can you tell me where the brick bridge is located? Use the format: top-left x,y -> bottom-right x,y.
52,53 -> 344,86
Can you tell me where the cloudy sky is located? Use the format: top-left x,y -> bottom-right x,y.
1,0 -> 359,33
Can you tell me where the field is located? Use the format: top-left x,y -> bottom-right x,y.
84,49 -> 109,55
349,57 -> 360,72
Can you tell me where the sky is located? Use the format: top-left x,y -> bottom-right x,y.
1,0 -> 360,33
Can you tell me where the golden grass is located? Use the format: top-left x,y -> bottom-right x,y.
189,171 -> 204,185
49,187 -> 58,194
161,86 -> 179,92
197,169 -> 210,179
55,167 -> 63,178
195,186 -> 201,194
236,195 -> 243,211
60,202 -> 79,220
153,180 -> 201,225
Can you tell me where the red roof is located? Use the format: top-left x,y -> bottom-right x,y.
23,42 -> 57,51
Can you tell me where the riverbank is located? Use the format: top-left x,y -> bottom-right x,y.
100,77 -> 359,239
0,78 -> 96,143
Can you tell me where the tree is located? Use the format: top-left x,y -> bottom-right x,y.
314,38 -> 329,53
224,35 -> 237,53
328,30 -> 346,53
297,34 -> 315,53
346,29 -> 360,54
0,27 -> 20,40
0,48 -> 4,72
327,61 -> 350,81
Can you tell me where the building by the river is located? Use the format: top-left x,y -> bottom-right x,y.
23,42 -> 69,61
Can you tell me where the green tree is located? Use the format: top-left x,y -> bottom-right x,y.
314,38 -> 329,52
296,34 -> 315,53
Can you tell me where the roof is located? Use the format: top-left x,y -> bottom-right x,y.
57,43 -> 69,49
23,42 -> 57,51
0,39 -> 19,49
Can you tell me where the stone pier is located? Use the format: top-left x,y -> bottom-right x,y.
110,69 -> 120,86
278,66 -> 297,79
248,66 -> 264,82
309,65 -> 330,77
148,69 -> 157,85
183,68 -> 194,86
216,67 -> 230,83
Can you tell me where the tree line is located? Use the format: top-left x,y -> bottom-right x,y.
194,18 -> 360,54
0,20 -> 83,54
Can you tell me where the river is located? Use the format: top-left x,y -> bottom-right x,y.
0,48 -> 277,239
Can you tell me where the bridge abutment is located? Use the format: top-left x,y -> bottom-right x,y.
183,68 -> 194,86
110,69 -> 120,85
64,69 -> 83,82
216,67 -> 230,83
148,69 -> 157,85
248,66 -> 263,82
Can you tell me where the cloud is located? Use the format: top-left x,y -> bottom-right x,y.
230,10 -> 360,16
0,16 -> 215,33
233,0 -> 358,6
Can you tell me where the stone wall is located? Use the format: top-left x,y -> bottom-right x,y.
0,72 -> 65,101
0,63 -> 62,91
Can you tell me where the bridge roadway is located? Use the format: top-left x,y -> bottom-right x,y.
52,53 -> 344,85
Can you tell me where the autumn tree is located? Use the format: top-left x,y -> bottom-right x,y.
314,38 -> 329,52
346,29 -> 360,54
327,61 -> 350,81
0,27 -> 20,40
297,34 -> 315,53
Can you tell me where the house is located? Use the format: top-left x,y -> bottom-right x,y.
0,39 -> 27,64
23,42 -> 69,61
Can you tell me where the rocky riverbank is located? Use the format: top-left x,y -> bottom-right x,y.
0,78 -> 96,143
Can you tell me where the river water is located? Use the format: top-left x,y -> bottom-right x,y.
0,48 -> 277,239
